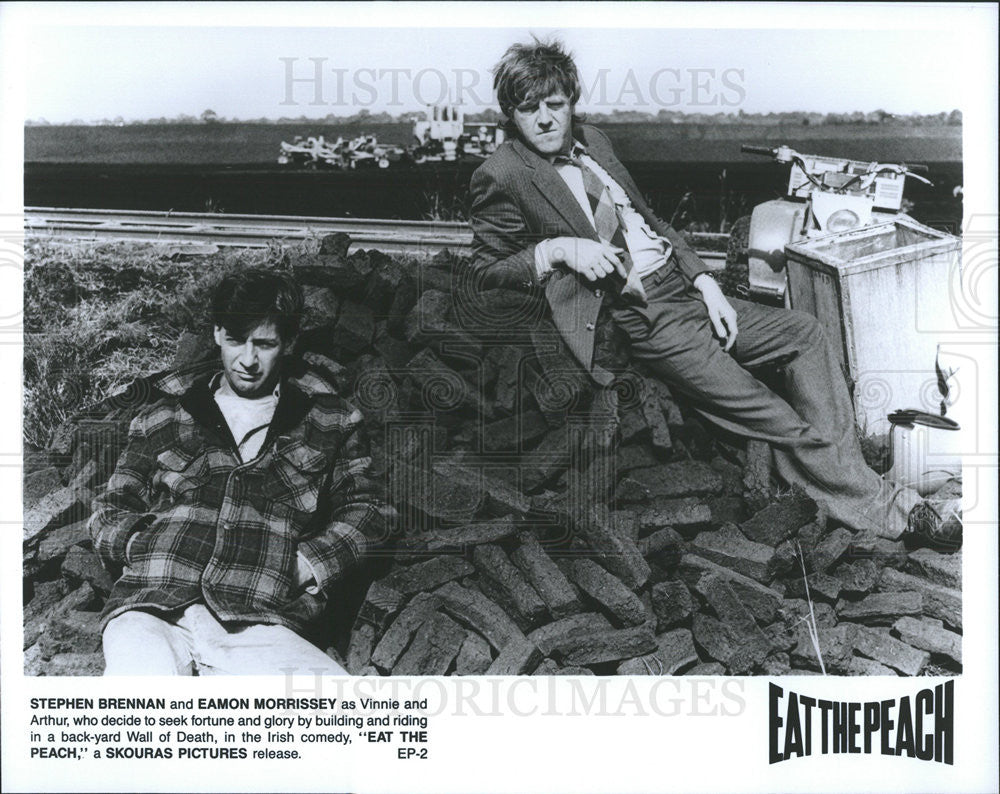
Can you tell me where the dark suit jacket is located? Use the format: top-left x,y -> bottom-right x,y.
468,124 -> 709,382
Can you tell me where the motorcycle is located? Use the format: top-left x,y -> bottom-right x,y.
721,144 -> 933,304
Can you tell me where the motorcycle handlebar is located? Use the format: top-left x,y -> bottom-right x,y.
740,144 -> 776,156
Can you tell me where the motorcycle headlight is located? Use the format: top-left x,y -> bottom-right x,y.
826,209 -> 861,232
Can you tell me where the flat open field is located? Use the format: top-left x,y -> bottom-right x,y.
24,123 -> 963,228
25,122 -> 962,165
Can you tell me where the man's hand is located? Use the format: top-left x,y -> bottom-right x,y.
547,237 -> 629,282
694,273 -> 738,352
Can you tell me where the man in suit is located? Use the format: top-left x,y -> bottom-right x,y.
468,38 -> 938,541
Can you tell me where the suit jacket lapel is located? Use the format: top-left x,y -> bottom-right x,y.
512,138 -> 597,240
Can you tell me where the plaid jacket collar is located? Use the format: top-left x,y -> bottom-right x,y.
178,369 -> 313,452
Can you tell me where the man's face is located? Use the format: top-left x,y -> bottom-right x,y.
214,321 -> 287,398
512,92 -> 573,159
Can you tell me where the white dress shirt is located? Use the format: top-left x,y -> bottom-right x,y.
535,142 -> 673,280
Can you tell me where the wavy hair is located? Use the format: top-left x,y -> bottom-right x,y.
492,36 -> 584,134
210,268 -> 304,341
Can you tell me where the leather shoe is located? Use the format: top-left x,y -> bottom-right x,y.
906,498 -> 962,549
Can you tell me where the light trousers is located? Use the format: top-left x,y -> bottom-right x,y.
102,604 -> 348,676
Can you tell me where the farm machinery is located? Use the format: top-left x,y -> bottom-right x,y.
409,105 -> 505,163
277,106 -> 505,169
277,134 -> 405,169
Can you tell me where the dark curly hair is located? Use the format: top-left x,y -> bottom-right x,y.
210,268 -> 304,341
492,36 -> 584,132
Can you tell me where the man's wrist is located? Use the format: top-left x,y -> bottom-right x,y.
534,239 -> 556,282
693,271 -> 716,289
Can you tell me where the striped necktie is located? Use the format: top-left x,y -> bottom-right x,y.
563,152 -> 647,304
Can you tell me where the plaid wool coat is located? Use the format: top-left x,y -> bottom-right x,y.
89,354 -> 394,635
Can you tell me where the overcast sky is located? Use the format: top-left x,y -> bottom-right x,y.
7,4 -> 992,123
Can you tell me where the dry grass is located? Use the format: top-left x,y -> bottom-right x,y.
22,238 -> 299,449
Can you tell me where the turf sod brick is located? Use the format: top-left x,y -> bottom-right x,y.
760,652 -> 792,675
454,633 -> 493,675
852,626 -> 929,675
23,467 -> 63,509
302,285 -> 341,326
566,559 -> 647,627
532,658 -> 560,675
490,346 -> 529,416
399,518 -> 518,555
403,289 -> 450,342
23,485 -> 92,543
332,299 -> 375,355
553,665 -> 596,675
609,510 -> 640,544
434,581 -> 526,651
779,599 -> 836,631
35,519 -> 90,563
568,503 -> 651,589
527,613 -> 613,656
837,591 -> 923,624
616,628 -> 699,675
878,568 -> 961,630
847,656 -> 897,676
392,611 -> 468,676
485,638 -> 542,675
557,624 -> 657,667
695,574 -> 767,636
834,558 -> 881,593
620,462 -> 724,499
637,528 -> 684,570
355,580 -> 409,634
784,572 -> 843,603
319,231 -> 352,259
790,623 -> 860,674
807,527 -> 854,573
60,546 -> 113,594
369,593 -> 442,671
383,555 -> 475,595
472,544 -> 548,629
678,554 -> 783,624
616,444 -> 661,474
650,580 -> 694,631
892,616 -> 962,664
639,390 -> 672,453
848,530 -> 910,568
762,621 -> 796,653
905,548 -> 961,589
740,489 -> 817,546
521,428 -> 571,491
405,349 -> 488,414
480,411 -> 550,451
636,498 -> 713,534
742,439 -> 773,511
363,252 -> 408,314
509,534 -> 582,618
345,623 -> 376,674
686,662 -> 726,675
690,612 -> 769,674
707,496 -> 746,526
688,524 -> 774,583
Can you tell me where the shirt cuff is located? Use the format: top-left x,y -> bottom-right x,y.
534,239 -> 556,282
296,550 -> 321,595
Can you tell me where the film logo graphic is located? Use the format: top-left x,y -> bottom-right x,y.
768,681 -> 953,765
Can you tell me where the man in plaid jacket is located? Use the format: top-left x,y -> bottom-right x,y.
89,269 -> 393,675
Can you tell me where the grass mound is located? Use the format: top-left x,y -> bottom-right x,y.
23,239 -> 286,449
